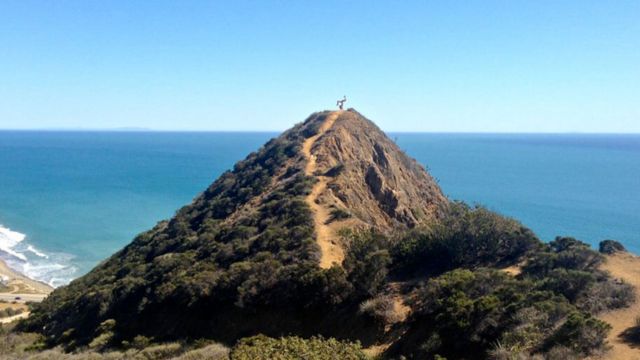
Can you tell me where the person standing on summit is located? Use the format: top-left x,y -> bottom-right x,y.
336,96 -> 347,110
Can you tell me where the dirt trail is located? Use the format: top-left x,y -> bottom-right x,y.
387,282 -> 411,325
363,282 -> 412,357
302,111 -> 344,269
597,252 -> 640,359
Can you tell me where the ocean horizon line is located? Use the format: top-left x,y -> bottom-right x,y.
1,128 -> 639,135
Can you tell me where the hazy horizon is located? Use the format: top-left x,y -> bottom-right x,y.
1,126 -> 639,135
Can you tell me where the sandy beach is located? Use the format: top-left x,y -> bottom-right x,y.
0,258 -> 52,302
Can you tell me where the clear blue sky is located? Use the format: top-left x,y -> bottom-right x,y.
1,1 -> 638,132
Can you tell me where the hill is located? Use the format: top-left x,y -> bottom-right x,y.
20,110 -> 448,345
11,110 -> 637,359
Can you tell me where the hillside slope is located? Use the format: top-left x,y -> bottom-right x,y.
21,109 -> 448,346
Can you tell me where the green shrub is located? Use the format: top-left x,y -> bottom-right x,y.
619,316 -> 640,345
343,230 -> 391,299
523,237 -> 603,278
599,239 -> 626,254
0,308 -> 24,319
324,164 -> 345,177
391,202 -> 539,277
541,269 -> 595,302
388,266 -> 611,359
545,312 -> 610,355
230,335 -> 367,360
328,208 -> 351,222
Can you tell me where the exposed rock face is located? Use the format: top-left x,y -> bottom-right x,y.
307,109 -> 447,232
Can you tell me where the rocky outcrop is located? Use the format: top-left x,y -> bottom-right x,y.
303,109 -> 447,233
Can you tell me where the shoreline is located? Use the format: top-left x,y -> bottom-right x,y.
0,258 -> 53,302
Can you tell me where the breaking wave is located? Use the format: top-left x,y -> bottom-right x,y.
0,224 -> 77,288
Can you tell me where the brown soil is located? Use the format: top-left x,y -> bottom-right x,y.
596,252 -> 640,359
501,264 -> 522,276
302,111 -> 344,268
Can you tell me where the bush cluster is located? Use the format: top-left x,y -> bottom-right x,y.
0,307 -> 24,319
599,239 -> 626,254
523,237 -> 634,314
389,268 -> 612,359
328,208 -> 351,222
229,335 -> 367,360
385,235 -> 633,359
391,202 -> 539,277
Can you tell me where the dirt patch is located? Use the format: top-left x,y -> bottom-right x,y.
501,264 -> 522,277
596,252 -> 640,359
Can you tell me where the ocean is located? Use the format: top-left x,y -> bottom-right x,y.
0,131 -> 638,287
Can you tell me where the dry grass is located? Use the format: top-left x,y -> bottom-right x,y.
0,302 -> 28,312
172,343 -> 229,360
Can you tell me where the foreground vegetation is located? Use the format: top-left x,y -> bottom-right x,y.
8,202 -> 632,359
1,326 -> 367,360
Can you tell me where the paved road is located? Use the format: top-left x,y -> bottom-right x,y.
0,293 -> 47,303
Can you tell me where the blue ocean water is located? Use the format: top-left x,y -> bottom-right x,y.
0,131 -> 638,286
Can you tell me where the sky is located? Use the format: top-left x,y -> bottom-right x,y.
0,1 -> 638,132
